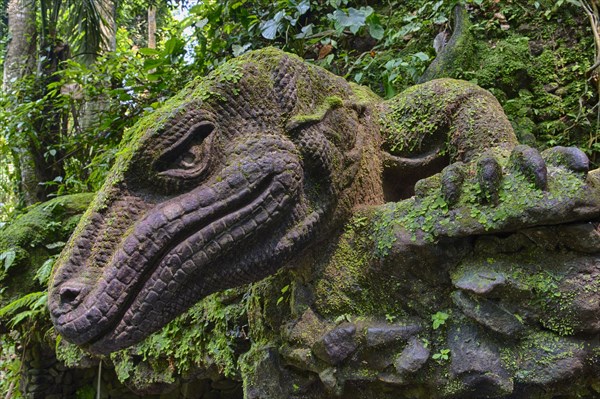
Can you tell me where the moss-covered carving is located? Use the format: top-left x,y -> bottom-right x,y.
40,48 -> 600,398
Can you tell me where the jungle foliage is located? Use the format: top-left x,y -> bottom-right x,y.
0,0 -> 598,220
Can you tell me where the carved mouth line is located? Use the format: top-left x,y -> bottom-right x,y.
83,173 -> 279,348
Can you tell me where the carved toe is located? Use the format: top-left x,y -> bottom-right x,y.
508,145 -> 547,190
542,146 -> 589,175
441,162 -> 466,206
477,155 -> 502,204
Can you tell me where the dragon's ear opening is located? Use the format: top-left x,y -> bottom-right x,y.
382,152 -> 449,202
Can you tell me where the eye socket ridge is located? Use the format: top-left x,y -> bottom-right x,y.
155,121 -> 215,178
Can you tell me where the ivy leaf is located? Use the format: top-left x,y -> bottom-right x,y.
261,11 -> 287,40
330,9 -> 351,31
329,7 -> 373,34
433,15 -> 448,24
261,20 -> 278,40
296,0 -> 310,16
45,241 -> 65,250
347,8 -> 369,34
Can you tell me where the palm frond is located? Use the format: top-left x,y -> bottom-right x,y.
67,0 -> 114,61
0,291 -> 48,328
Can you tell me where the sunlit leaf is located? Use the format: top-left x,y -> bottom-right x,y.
296,0 -> 310,16
368,23 -> 384,40
261,19 -> 280,40
0,250 -> 16,272
232,43 -> 252,57
138,48 -> 160,56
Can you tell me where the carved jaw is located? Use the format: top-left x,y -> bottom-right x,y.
48,48 -> 383,354
49,128 -> 307,353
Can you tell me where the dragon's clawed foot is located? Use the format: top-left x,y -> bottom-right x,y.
439,145 -> 589,207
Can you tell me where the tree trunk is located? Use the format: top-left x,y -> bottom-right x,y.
101,0 -> 117,52
3,0 -> 38,206
148,6 -> 156,49
3,0 -> 36,89
79,0 -> 117,151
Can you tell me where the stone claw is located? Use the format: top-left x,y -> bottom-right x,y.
441,162 -> 466,206
508,145 -> 547,190
476,154 -> 502,204
542,146 -> 589,175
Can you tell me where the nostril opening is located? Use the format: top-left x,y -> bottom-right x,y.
59,286 -> 81,304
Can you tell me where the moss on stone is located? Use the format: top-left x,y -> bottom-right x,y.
380,79 -> 516,162
287,95 -> 344,129
372,149 -> 588,244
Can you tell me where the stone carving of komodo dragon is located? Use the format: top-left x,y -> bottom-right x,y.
48,47 -> 600,386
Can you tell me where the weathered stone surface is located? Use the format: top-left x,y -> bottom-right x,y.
522,223 -> 600,254
282,307 -> 333,347
365,322 -> 422,348
244,348 -> 285,399
452,269 -> 507,295
440,162 -> 466,206
542,146 -> 589,174
312,323 -> 358,365
394,336 -> 430,375
511,334 -> 591,386
508,145 -> 547,190
318,367 -> 341,395
451,291 -> 524,336
448,323 -> 513,396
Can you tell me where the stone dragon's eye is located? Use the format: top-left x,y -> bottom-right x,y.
155,121 -> 215,179
173,148 -> 200,169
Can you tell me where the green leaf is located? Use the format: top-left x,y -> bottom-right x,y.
261,19 -> 280,40
0,291 -> 46,319
330,7 -> 373,33
143,59 -> 164,71
413,52 -> 430,62
433,15 -> 448,24
164,37 -> 181,56
368,23 -> 384,40
36,257 -> 56,285
296,0 -> 310,16
432,311 -> 449,329
0,249 -> 16,272
138,48 -> 160,56
295,24 -> 314,39
232,43 -> 252,57
45,241 -> 65,250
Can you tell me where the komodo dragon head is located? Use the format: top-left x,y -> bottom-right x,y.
48,48 -> 384,353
